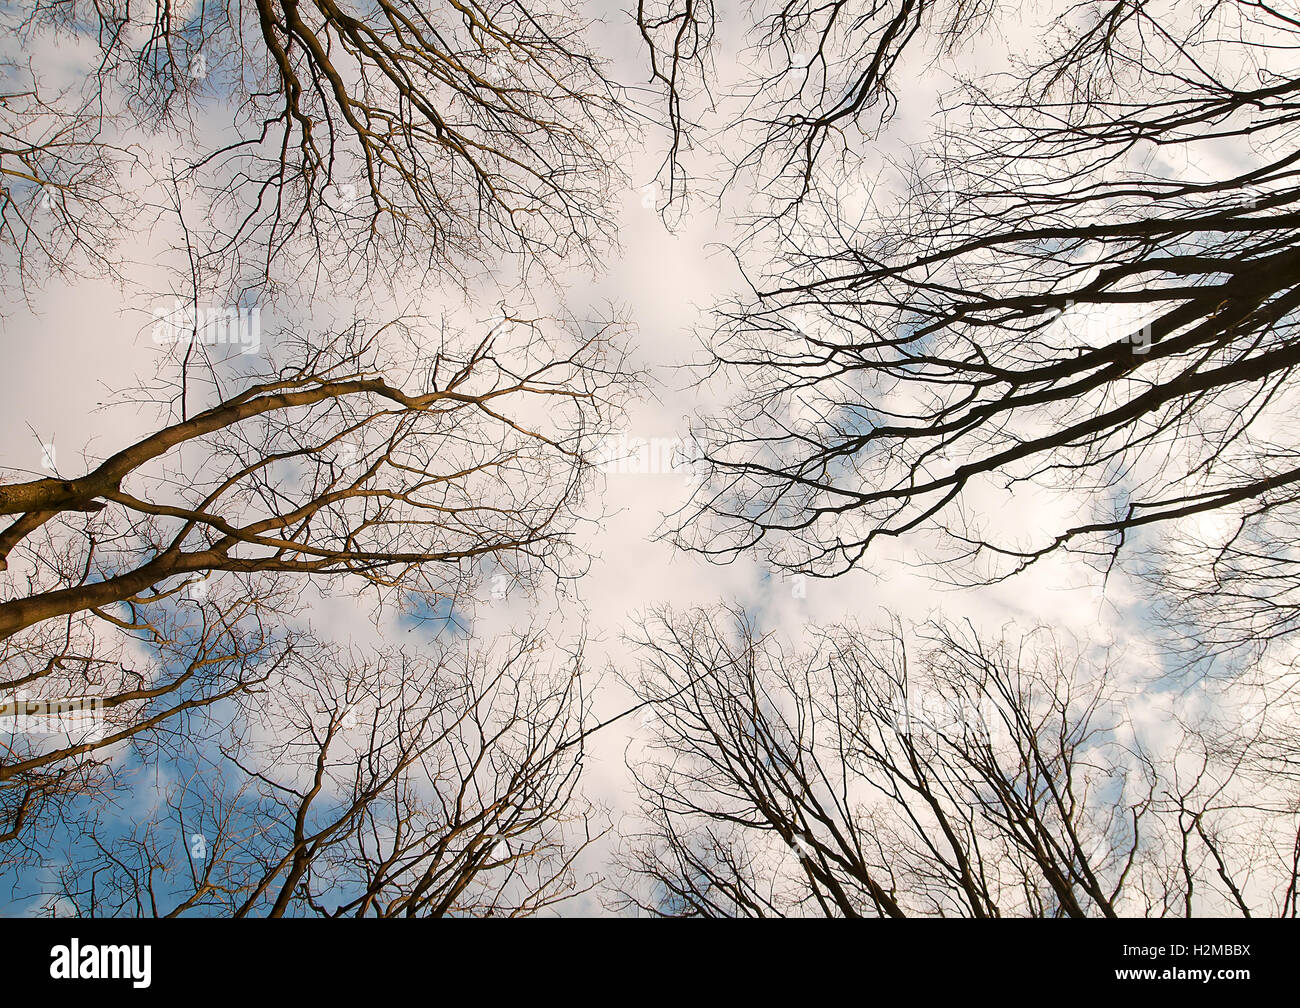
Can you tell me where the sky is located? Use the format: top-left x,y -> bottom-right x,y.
0,0 -> 1205,914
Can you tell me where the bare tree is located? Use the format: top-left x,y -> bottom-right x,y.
1,314 -> 628,623
0,579 -> 302,864
2,0 -> 628,296
669,0 -> 1300,633
0,311 -> 630,856
615,606 -> 1300,917
0,61 -> 139,305
635,0 -> 990,221
28,629 -> 599,917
